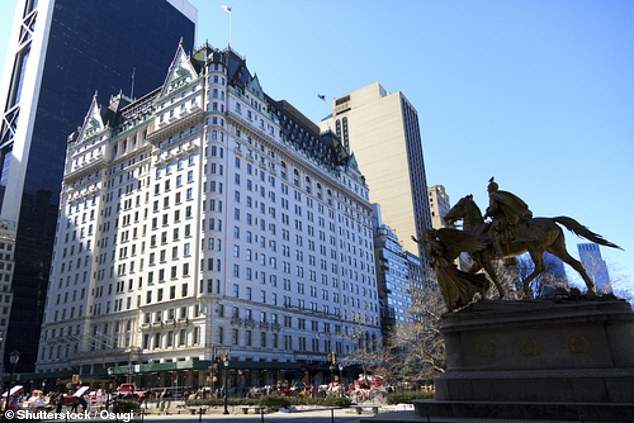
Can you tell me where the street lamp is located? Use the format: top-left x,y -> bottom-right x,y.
106,368 -> 114,411
327,351 -> 337,385
220,352 -> 229,415
4,350 -> 20,413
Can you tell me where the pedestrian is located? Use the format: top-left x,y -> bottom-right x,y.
56,392 -> 63,413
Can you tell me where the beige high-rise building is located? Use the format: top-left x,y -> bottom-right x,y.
319,82 -> 432,271
428,185 -> 451,229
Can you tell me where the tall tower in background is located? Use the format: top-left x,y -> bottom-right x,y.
0,0 -> 196,372
428,185 -> 451,229
578,243 -> 611,294
319,82 -> 433,277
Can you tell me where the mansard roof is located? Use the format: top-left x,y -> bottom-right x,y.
71,42 -> 355,172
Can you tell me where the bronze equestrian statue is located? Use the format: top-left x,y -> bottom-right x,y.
443,179 -> 621,299
415,179 -> 622,311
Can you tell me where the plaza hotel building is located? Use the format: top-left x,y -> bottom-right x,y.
35,44 -> 381,387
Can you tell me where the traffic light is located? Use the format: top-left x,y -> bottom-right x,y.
218,352 -> 229,367
327,352 -> 336,364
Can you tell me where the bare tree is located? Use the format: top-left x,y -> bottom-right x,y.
339,313 -> 384,381
491,258 -> 525,299
493,254 -> 573,299
460,253 -> 524,300
382,283 -> 447,383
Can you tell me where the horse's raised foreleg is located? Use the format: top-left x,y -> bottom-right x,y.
522,250 -> 546,298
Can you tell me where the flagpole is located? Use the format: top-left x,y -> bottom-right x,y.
220,4 -> 233,47
318,94 -> 329,121
130,67 -> 136,99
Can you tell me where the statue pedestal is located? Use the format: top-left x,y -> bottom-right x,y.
413,298 -> 634,421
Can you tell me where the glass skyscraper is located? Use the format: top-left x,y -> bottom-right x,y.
578,243 -> 611,294
0,0 -> 196,372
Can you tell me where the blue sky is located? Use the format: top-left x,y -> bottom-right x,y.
0,0 -> 632,292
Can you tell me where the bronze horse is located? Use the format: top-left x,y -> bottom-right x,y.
444,195 -> 622,297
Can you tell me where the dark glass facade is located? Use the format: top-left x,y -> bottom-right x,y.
6,0 -> 195,372
401,98 -> 432,275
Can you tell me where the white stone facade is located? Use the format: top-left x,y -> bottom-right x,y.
36,45 -> 381,375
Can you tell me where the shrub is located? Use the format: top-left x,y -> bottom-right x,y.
386,390 -> 434,404
258,395 -> 291,409
317,396 -> 352,407
113,399 -> 140,412
186,395 -> 352,409
185,398 -> 259,406
185,399 -> 216,406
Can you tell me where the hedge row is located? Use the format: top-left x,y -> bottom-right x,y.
386,390 -> 435,404
113,399 -> 141,412
185,396 -> 351,407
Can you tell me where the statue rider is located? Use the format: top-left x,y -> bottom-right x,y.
483,177 -> 532,256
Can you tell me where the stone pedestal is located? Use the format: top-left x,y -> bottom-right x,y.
412,298 -> 634,422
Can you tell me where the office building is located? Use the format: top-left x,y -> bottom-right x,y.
578,243 -> 611,294
428,185 -> 451,230
35,44 -> 381,388
0,0 -> 196,372
372,205 -> 410,338
319,83 -> 433,274
405,252 -> 426,293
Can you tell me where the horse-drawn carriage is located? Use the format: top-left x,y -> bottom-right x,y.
57,386 -> 89,411
347,374 -> 389,403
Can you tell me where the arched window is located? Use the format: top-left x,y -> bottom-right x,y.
305,176 -> 312,193
293,169 -> 300,186
280,161 -> 287,179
